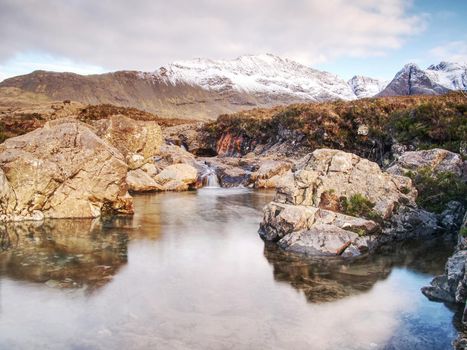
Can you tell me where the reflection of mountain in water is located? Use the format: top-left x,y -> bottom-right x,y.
264,239 -> 453,303
0,219 -> 129,292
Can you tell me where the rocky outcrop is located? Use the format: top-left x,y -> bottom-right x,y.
0,119 -> 133,221
92,115 -> 162,170
422,214 -> 467,349
387,148 -> 466,178
259,149 -> 441,257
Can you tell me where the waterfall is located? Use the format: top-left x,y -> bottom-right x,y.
201,167 -> 220,188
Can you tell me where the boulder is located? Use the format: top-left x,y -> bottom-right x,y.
259,149 -> 431,257
153,164 -> 198,191
126,168 -> 161,192
387,148 -> 465,178
154,143 -> 198,170
0,119 -> 133,221
92,115 -> 162,169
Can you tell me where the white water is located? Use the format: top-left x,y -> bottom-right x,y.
201,167 -> 220,188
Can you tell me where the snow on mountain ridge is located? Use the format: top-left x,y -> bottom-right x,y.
151,54 -> 358,101
348,75 -> 388,98
426,61 -> 467,91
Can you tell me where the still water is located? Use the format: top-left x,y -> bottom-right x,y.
0,189 -> 458,349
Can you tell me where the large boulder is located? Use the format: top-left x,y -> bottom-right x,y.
259,149 -> 438,257
387,148 -> 466,178
153,163 -> 198,191
92,115 -> 162,170
0,119 -> 133,221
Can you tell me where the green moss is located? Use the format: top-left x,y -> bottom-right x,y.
460,227 -> 467,237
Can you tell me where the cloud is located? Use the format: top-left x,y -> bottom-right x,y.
0,0 -> 425,72
430,40 -> 467,63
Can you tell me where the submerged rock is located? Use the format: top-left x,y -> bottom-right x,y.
259,149 -> 442,257
0,119 -> 133,221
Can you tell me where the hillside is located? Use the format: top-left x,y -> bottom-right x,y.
203,92 -> 467,163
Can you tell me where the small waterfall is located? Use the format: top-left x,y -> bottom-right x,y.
201,167 -> 220,188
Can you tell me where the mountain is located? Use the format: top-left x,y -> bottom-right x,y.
154,54 -> 357,101
377,63 -> 451,97
0,55 -> 464,120
425,61 -> 467,91
348,76 -> 388,98
0,54 -> 361,120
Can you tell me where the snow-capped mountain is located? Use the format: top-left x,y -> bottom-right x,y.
348,76 -> 388,98
425,61 -> 467,91
0,54 -> 465,120
145,54 -> 357,101
377,63 -> 451,97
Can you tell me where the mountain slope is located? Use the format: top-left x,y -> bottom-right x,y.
348,76 -> 387,98
0,54 -> 359,120
1,55 -> 465,119
425,61 -> 467,91
377,63 -> 451,97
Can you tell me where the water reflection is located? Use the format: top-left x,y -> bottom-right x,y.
0,189 -> 458,350
0,219 -> 129,291
264,239 -> 453,303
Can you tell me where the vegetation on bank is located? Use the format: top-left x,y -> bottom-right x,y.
405,167 -> 467,213
204,93 -> 467,160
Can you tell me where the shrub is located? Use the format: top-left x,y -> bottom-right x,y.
339,194 -> 381,221
406,167 -> 467,213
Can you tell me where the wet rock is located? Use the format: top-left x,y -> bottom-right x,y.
423,213 -> 467,303
259,149 -> 432,257
439,201 -> 465,233
0,119 -> 133,221
423,213 -> 467,348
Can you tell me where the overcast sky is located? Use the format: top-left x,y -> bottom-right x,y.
0,0 -> 466,81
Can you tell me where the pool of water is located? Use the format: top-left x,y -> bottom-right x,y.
0,189 -> 458,349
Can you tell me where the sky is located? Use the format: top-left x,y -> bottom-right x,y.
0,0 -> 466,81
